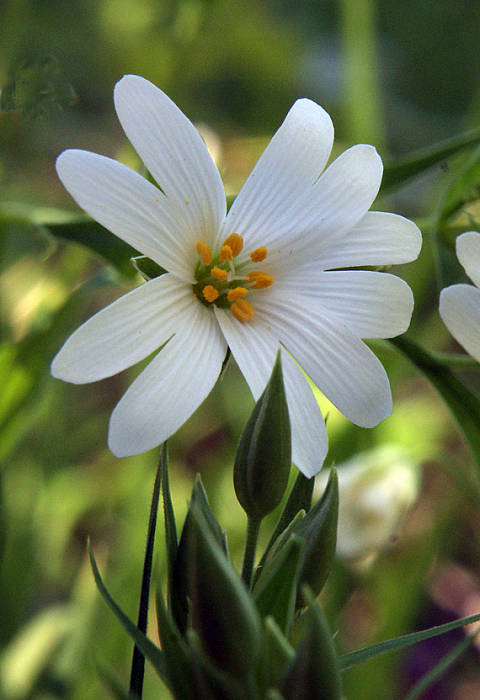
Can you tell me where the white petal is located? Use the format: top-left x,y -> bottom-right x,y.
316,211 -> 422,269
440,284 -> 480,363
51,274 -> 194,383
215,308 -> 328,476
109,303 -> 227,457
275,269 -> 414,338
217,98 -> 333,249
252,299 -> 392,427
114,75 -> 226,243
56,150 -> 197,282
456,231 -> 480,288
225,144 -> 383,276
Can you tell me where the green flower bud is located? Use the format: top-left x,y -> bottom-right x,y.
234,352 -> 291,520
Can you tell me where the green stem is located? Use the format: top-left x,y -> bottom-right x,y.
241,517 -> 261,589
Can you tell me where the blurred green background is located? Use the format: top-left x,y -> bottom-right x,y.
1,0 -> 480,698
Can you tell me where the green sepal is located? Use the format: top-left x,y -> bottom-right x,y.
183,502 -> 262,679
261,616 -> 295,693
392,336 -> 480,475
130,255 -> 167,280
381,126 -> 480,192
258,470 -> 314,575
155,588 -> 196,700
87,541 -> 168,683
339,610 -> 480,670
292,469 -> 338,604
253,534 -> 304,634
171,475 -> 227,633
234,351 -> 291,519
281,588 -> 342,700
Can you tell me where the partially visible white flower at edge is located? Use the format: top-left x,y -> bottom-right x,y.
51,75 -> 422,477
440,231 -> 480,363
316,445 -> 420,561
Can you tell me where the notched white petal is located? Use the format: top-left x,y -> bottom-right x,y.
456,231 -> 480,288
440,283 -> 480,363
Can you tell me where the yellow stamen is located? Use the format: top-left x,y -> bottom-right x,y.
223,233 -> 244,257
231,299 -> 255,322
227,287 -> 248,302
220,245 -> 233,262
211,266 -> 228,281
248,271 -> 274,289
202,285 -> 219,303
250,247 -> 267,263
196,240 -> 213,266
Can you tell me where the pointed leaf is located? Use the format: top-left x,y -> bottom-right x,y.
258,471 -> 314,575
262,617 -> 295,692
254,535 -> 304,634
131,255 -> 167,280
392,336 -> 480,473
234,352 -> 291,519
381,126 -> 480,192
87,541 -> 168,683
281,588 -> 342,700
48,219 -> 139,277
155,588 -> 196,700
339,611 -> 480,670
293,469 -> 338,603
438,145 -> 480,224
171,476 -> 227,633
160,442 -> 178,611
185,503 -> 262,678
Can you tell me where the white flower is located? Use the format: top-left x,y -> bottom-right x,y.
51,75 -> 421,477
315,445 -> 420,560
440,231 -> 480,363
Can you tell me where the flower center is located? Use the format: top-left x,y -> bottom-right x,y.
193,234 -> 274,322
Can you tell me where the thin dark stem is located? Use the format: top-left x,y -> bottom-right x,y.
241,516 -> 261,589
129,455 -> 163,698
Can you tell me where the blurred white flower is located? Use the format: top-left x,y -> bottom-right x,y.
440,231 -> 480,363
317,445 -> 420,560
51,75 -> 421,476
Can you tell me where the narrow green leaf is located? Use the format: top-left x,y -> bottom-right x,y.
281,588 -> 342,700
339,611 -> 480,670
392,336 -> 480,474
185,503 -> 262,679
160,443 -> 178,611
404,634 -> 474,700
293,469 -> 339,603
234,351 -> 291,519
129,455 -> 163,698
253,535 -> 304,634
130,255 -> 167,280
171,475 -> 228,633
258,471 -> 314,576
48,219 -> 139,277
381,126 -> 480,192
87,541 -> 168,683
262,617 -> 295,692
438,145 -> 480,224
155,588 -> 195,700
